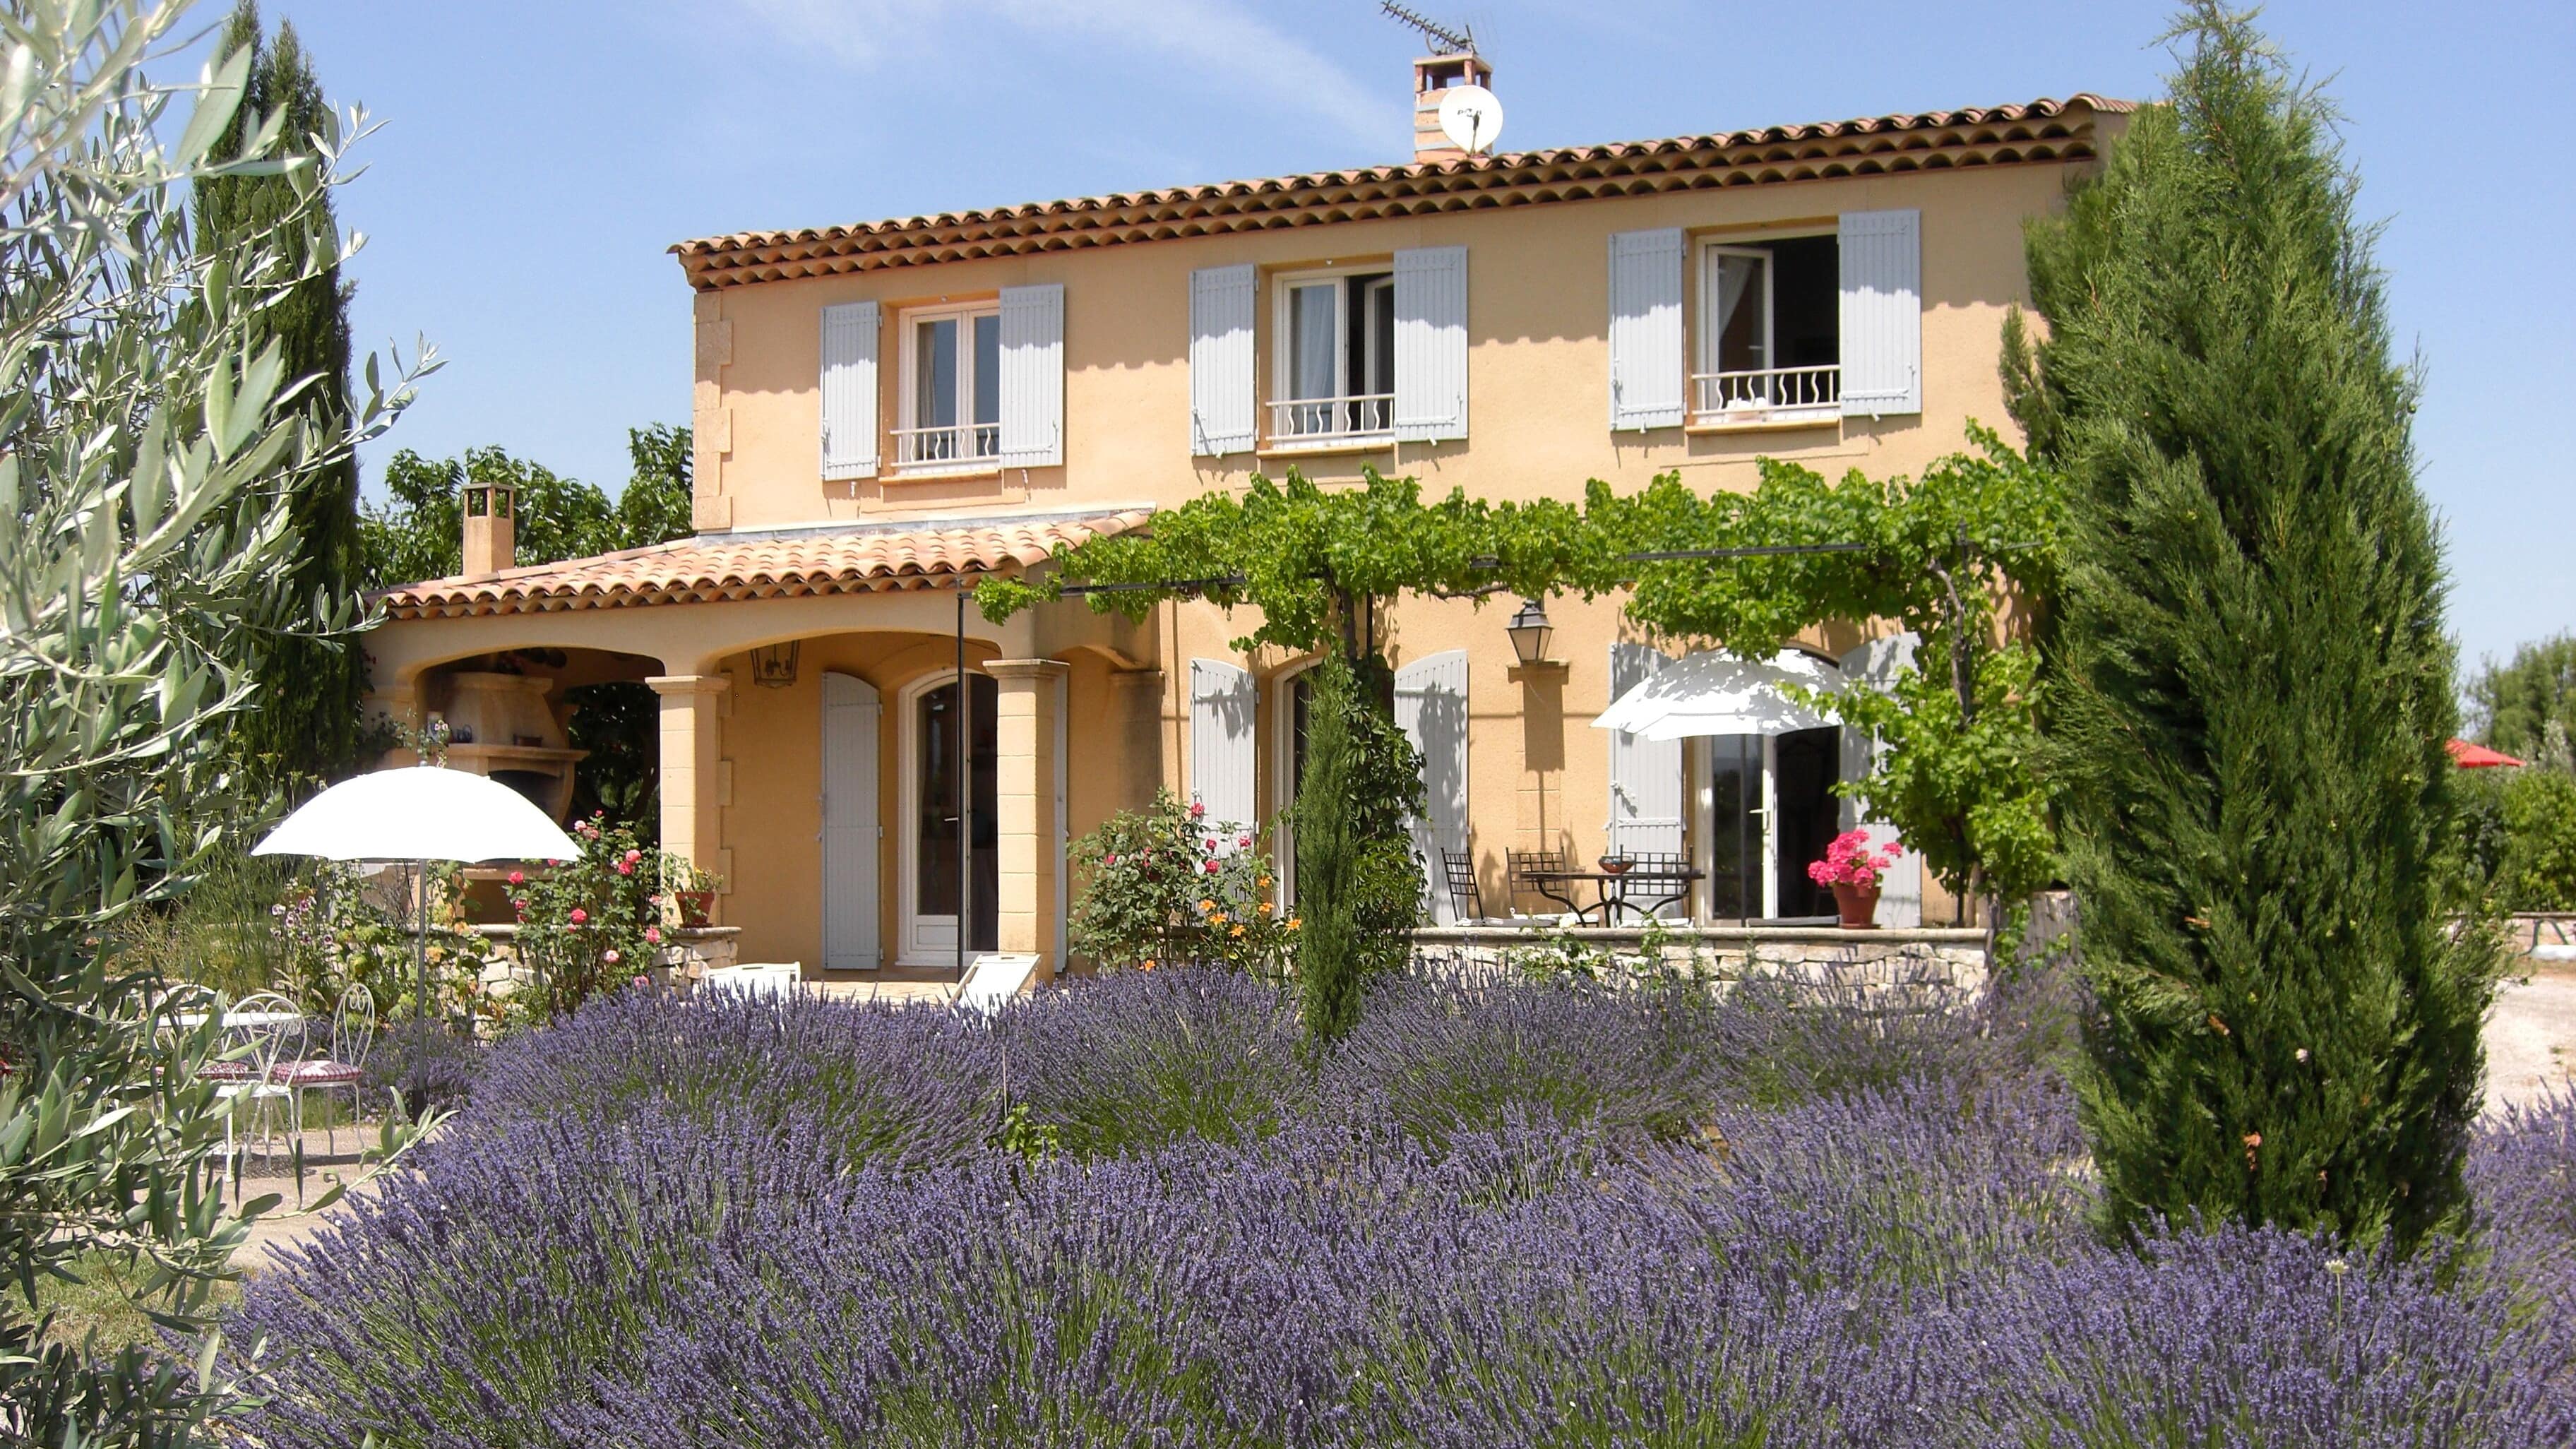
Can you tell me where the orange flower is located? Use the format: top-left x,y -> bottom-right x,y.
1208,912 -> 1227,925
1258,875 -> 1272,889
1198,898 -> 1217,913
1258,902 -> 1274,914
1287,917 -> 1301,931
1230,924 -> 1245,938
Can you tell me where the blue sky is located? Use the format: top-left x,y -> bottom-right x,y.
213,0 -> 2572,669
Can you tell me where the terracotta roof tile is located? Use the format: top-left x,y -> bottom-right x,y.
672,96 -> 2132,290
375,511 -> 1151,621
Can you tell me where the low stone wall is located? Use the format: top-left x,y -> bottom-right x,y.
1408,924 -> 1992,1001
465,924 -> 741,999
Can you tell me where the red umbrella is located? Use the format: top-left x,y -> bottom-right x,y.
2445,738 -> 2524,769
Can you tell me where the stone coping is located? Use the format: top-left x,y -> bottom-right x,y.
1412,925 -> 1987,948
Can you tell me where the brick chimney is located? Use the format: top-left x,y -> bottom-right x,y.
461,478 -> 515,579
1412,51 -> 1493,164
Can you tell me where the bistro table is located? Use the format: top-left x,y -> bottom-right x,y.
1516,864 -> 1704,924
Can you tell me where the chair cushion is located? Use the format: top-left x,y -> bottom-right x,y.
198,1060 -> 262,1082
270,1060 -> 362,1086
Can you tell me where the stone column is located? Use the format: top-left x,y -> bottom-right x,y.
648,674 -> 729,900
989,659 -> 1069,983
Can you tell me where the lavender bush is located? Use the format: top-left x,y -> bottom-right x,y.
992,966 -> 1310,1154
232,965 -> 2576,1446
474,986 -> 999,1169
1325,965 -> 1724,1145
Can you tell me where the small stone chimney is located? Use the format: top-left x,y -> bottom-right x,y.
1412,51 -> 1493,164
461,478 -> 515,579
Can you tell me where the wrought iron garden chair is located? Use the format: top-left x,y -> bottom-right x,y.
271,983 -> 375,1157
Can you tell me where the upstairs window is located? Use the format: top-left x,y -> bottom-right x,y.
1693,233 -> 1839,423
898,301 -> 1001,470
1269,269 -> 1395,446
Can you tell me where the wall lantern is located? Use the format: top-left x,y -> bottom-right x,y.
1505,597 -> 1555,667
751,640 -> 801,688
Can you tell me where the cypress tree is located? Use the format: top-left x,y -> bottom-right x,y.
2008,3 -> 2494,1252
1294,658 -> 1371,1039
193,1 -> 367,787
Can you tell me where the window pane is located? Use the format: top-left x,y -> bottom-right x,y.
1365,280 -> 1395,399
1713,253 -> 1767,374
915,676 -> 999,951
1289,282 -> 1337,400
972,313 -> 1000,428
915,316 -> 959,429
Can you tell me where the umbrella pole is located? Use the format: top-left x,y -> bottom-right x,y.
415,861 -> 429,1022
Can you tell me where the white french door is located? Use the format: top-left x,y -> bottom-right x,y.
898,672 -> 997,967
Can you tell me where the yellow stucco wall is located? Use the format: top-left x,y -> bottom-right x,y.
374,156 -> 2091,967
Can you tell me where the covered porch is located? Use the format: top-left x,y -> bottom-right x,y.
366,509 -> 1162,986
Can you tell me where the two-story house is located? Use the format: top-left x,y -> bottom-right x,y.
366,56 -> 2128,979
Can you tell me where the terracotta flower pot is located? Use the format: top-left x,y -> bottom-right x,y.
674,890 -> 716,928
1832,881 -> 1882,930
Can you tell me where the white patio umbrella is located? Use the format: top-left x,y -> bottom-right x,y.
1592,649 -> 1845,741
254,765 -> 582,1018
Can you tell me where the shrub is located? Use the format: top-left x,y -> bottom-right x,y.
236,960 -> 2572,1448
1325,965 -> 1722,1145
364,1018 -> 486,1121
474,989 -> 998,1170
1063,790 -> 1291,974
1948,1224 -> 2576,1448
994,967 -> 1308,1155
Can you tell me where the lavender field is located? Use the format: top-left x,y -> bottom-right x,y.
235,968 -> 2576,1447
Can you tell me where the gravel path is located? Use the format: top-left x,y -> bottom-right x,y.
2486,958 -> 2576,1114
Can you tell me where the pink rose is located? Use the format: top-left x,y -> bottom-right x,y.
1204,860 -> 1220,874
624,848 -> 641,864
643,926 -> 662,945
507,870 -> 525,886
569,907 -> 588,925
602,948 -> 621,965
1239,834 -> 1251,848
1205,838 -> 1217,852
1189,801 -> 1205,818
632,974 -> 648,989
1104,854 -> 1119,866
615,860 -> 634,876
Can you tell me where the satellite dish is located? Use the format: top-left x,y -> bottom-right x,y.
1438,84 -> 1505,155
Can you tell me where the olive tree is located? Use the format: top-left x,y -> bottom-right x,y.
0,1 -> 435,1438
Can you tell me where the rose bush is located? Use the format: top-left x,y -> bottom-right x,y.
1065,790 -> 1296,976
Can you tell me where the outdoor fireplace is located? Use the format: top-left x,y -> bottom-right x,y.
431,670 -> 588,821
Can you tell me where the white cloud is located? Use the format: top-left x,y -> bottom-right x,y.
716,0 -> 1396,148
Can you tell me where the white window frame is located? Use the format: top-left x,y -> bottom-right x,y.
1692,232 -> 1841,427
895,299 -> 1003,475
1267,266 -> 1395,448
895,667 -> 993,967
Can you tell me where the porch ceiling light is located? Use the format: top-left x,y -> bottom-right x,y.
1506,597 -> 1554,667
751,640 -> 801,688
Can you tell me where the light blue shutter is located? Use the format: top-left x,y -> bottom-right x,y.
821,672 -> 882,970
1396,650 -> 1469,922
1608,228 -> 1686,431
1393,245 -> 1467,442
820,300 -> 879,480
997,283 -> 1064,467
1837,635 -> 1922,926
1607,642 -> 1685,864
1188,658 -> 1258,831
1838,209 -> 1921,416
1188,265 -> 1256,456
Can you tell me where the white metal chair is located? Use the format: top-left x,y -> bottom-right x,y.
272,982 -> 374,1157
210,991 -> 300,1188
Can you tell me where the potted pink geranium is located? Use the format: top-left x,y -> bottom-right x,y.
1806,830 -> 1904,929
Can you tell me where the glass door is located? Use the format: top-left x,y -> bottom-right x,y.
1703,734 -> 1763,921
912,674 -> 997,958
1770,726 -> 1843,919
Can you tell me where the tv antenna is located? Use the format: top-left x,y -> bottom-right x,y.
1381,1 -> 1475,56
